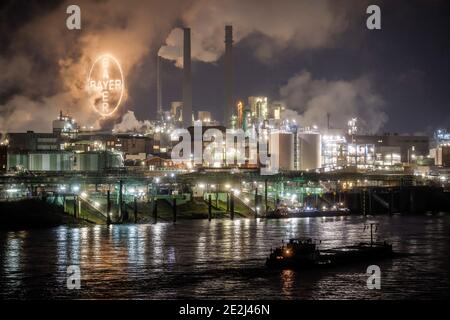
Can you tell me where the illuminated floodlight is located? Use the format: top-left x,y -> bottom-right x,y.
87,54 -> 124,118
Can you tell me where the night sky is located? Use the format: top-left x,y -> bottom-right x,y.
0,0 -> 449,134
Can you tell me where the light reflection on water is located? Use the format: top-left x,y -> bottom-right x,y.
1,216 -> 450,299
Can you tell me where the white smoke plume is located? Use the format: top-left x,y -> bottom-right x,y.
280,71 -> 387,133
159,0 -> 351,66
0,0 -> 369,133
0,0 -> 186,133
112,111 -> 151,133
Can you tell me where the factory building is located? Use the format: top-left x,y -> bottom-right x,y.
431,129 -> 450,167
7,132 -> 62,152
0,145 -> 8,172
271,103 -> 283,120
374,146 -> 402,166
351,133 -> 429,163
6,150 -> 123,172
436,146 -> 450,167
321,134 -> 376,171
73,151 -> 123,171
115,135 -> 153,155
7,151 -> 72,171
434,129 -> 450,147
198,111 -> 212,124
321,134 -> 348,170
248,96 -> 268,121
68,133 -> 117,152
170,101 -> 183,123
52,111 -> 79,138
187,125 -> 227,168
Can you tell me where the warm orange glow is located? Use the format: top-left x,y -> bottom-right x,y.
87,54 -> 124,117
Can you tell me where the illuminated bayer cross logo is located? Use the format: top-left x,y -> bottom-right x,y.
87,54 -> 124,117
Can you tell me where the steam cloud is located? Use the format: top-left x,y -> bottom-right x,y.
0,0 -> 185,133
280,71 -> 387,133
113,111 -> 151,133
0,0 -> 374,133
159,0 -> 350,66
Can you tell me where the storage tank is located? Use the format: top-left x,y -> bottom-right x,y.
28,152 -> 72,171
269,132 -> 295,171
298,133 -> 321,170
74,151 -> 123,171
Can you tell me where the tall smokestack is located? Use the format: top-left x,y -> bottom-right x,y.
156,55 -> 162,120
183,27 -> 192,128
224,25 -> 233,127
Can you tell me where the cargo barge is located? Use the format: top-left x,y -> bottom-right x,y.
266,226 -> 393,269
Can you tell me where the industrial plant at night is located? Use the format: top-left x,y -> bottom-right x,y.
1,0 -> 450,309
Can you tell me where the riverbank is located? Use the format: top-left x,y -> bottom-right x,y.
0,199 -> 90,231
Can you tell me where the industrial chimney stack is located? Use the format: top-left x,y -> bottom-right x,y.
156,55 -> 163,120
182,27 -> 193,128
224,25 -> 233,127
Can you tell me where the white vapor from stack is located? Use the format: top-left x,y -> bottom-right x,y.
279,71 -> 387,134
113,111 -> 151,133
158,0 -> 350,66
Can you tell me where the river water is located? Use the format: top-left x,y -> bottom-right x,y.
1,215 -> 450,299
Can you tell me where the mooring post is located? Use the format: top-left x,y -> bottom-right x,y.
264,179 -> 268,214
78,197 -> 82,220
134,196 -> 138,223
389,189 -> 393,215
362,190 -> 366,216
118,180 -> 123,221
343,191 -> 347,208
73,196 -> 77,218
153,197 -> 158,224
370,223 -> 374,246
255,187 -> 258,219
106,190 -> 111,225
230,192 -> 235,220
208,194 -> 212,222
173,198 -> 177,223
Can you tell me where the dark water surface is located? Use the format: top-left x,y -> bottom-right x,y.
1,215 -> 450,299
